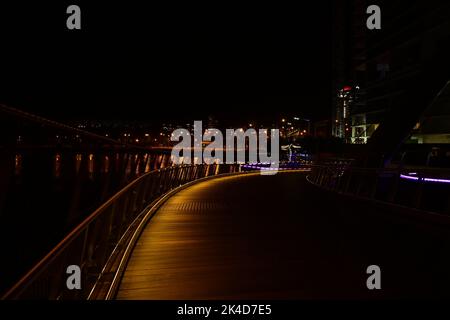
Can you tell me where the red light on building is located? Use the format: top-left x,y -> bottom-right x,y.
343,86 -> 352,92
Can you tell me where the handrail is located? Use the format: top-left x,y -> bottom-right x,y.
2,163 -> 241,300
307,164 -> 450,214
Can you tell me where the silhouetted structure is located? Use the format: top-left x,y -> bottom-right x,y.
333,0 -> 450,165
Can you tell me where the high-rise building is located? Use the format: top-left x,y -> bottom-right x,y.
332,0 -> 367,141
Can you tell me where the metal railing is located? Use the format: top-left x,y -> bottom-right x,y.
2,163 -> 241,300
308,165 -> 450,214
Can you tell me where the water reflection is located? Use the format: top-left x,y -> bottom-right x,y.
102,155 -> 110,174
125,154 -> 132,176
88,154 -> 95,180
134,154 -> 140,176
14,154 -> 22,176
156,154 -> 163,169
75,154 -> 82,174
54,153 -> 62,178
10,152 -> 170,182
145,154 -> 152,173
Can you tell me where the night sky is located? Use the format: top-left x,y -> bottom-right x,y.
0,2 -> 332,123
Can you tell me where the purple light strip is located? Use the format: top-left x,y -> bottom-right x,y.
424,177 -> 450,183
242,164 -> 310,171
400,174 -> 419,181
400,174 -> 450,184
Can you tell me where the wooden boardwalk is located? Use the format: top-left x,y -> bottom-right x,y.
116,172 -> 450,299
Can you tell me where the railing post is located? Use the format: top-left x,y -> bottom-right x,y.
140,174 -> 152,206
147,172 -> 159,200
335,171 -> 342,192
343,171 -> 352,194
80,226 -> 90,268
196,164 -> 200,178
318,167 -> 325,186
159,168 -> 168,193
370,170 -> 379,199
355,171 -> 364,196
414,173 -> 425,209
176,165 -> 184,186
388,170 -> 400,203
167,167 -> 176,190
179,165 -> 186,185
189,165 -> 196,181
171,166 -> 179,187
164,167 -> 174,190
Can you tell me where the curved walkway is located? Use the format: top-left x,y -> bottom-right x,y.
116,172 -> 450,299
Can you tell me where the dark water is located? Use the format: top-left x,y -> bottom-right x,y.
0,149 -> 171,293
